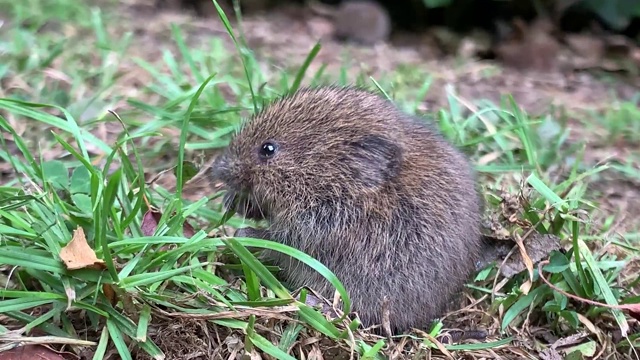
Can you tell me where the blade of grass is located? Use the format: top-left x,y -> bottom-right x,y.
289,41 -> 321,94
136,304 -> 151,342
107,318 -> 133,360
175,74 -> 217,205
578,238 -> 630,337
210,0 -> 257,112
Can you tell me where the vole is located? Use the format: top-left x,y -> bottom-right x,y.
308,0 -> 391,45
210,86 -> 484,334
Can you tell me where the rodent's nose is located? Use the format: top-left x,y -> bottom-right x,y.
210,153 -> 231,183
210,151 -> 250,191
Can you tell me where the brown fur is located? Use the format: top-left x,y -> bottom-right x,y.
210,86 -> 483,334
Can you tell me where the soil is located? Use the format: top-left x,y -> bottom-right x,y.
121,1 -> 639,114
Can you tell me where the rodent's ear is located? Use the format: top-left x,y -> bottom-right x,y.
347,135 -> 402,187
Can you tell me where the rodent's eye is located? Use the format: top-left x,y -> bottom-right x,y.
259,141 -> 278,160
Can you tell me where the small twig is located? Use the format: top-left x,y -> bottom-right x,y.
153,304 -> 300,322
381,296 -> 393,341
0,333 -> 97,346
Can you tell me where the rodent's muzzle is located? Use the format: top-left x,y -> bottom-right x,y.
209,152 -> 244,189
209,153 -> 231,185
209,153 -> 265,221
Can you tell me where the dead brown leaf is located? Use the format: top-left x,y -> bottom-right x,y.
0,344 -> 68,360
513,232 -> 535,295
141,209 -> 162,237
141,208 -> 197,238
59,227 -> 106,271
102,283 -> 117,307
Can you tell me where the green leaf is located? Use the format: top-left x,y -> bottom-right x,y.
278,323 -> 304,353
544,251 -> 571,273
100,304 -> 164,358
97,168 -> 122,281
224,238 -> 346,338
541,300 -> 562,313
554,291 -> 568,311
0,224 -> 37,238
42,160 -> 69,190
173,160 -> 199,186
231,237 -> 351,315
0,116 -> 40,178
4,310 -> 71,338
527,173 -> 568,212
241,260 -> 262,302
22,303 -> 61,333
560,310 -> 580,328
0,98 -> 111,155
565,340 -> 597,358
170,24 -> 203,84
209,0 -> 257,112
72,193 -> 93,214
296,304 -> 342,338
501,285 -> 550,330
70,166 -> 92,194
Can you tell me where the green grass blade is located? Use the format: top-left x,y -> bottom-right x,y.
107,318 -> 133,360
289,41 -> 321,94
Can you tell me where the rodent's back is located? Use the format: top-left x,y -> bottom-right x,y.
215,86 -> 483,333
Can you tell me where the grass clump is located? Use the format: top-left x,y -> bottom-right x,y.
1,0 -> 639,359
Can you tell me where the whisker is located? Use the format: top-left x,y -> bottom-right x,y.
252,192 -> 267,220
243,194 -> 249,219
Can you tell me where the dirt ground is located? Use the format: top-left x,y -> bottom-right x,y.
123,0 -> 640,113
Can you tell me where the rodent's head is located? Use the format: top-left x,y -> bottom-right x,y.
210,86 -> 405,220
